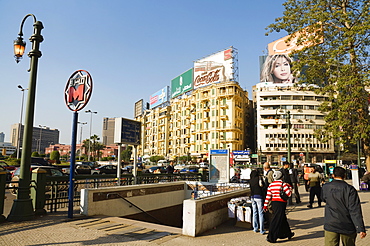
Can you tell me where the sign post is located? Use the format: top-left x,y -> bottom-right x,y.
64,70 -> 93,218
114,118 -> 141,184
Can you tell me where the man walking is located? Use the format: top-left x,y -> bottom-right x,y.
307,165 -> 324,208
289,163 -> 301,204
322,166 -> 366,246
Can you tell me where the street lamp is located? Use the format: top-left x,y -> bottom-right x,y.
78,122 -> 87,158
17,85 -> 28,159
8,14 -> 44,222
85,110 -> 97,161
275,109 -> 291,163
38,125 -> 46,154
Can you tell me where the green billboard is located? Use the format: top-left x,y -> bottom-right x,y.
171,68 -> 193,98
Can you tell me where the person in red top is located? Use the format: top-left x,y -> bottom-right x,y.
263,170 -> 294,243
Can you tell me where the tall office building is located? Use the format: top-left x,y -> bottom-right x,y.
0,132 -> 4,143
10,124 -> 60,154
253,83 -> 335,164
102,117 -> 116,146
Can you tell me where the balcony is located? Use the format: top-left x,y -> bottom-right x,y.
220,115 -> 228,120
220,104 -> 228,109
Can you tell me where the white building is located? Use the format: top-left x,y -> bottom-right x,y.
253,82 -> 335,164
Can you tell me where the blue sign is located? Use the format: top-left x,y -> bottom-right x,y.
210,149 -> 228,155
233,150 -> 250,155
281,157 -> 286,162
149,86 -> 169,109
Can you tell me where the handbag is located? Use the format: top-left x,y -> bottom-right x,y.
280,182 -> 289,201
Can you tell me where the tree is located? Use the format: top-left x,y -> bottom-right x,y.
31,151 -> 40,157
266,0 -> 370,170
50,150 -> 61,164
121,146 -> 133,162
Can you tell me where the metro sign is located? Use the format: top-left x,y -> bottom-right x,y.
64,70 -> 93,111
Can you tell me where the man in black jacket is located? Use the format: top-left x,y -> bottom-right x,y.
322,167 -> 366,246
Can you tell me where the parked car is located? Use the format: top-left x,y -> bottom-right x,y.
92,164 -> 121,175
10,165 -> 65,195
144,166 -> 167,174
75,164 -> 93,175
31,157 -> 50,166
180,166 -> 199,174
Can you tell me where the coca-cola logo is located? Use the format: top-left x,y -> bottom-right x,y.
194,69 -> 221,86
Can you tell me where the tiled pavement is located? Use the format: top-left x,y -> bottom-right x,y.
1,181 -> 369,246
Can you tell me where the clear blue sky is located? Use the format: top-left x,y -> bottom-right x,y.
0,0 -> 287,144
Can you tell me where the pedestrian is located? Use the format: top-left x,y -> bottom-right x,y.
289,163 -> 301,204
263,170 -> 294,243
303,164 -> 311,192
263,162 -> 274,185
250,170 -> 266,235
307,165 -> 324,208
166,161 -> 174,174
280,162 -> 293,205
322,166 -> 366,246
262,162 -> 274,228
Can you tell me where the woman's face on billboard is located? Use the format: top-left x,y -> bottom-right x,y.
272,56 -> 291,82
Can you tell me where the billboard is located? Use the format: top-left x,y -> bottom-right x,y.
268,26 -> 323,55
134,99 -> 144,118
171,68 -> 193,98
114,117 -> 141,145
193,48 -> 234,89
149,86 -> 169,109
260,53 -> 295,84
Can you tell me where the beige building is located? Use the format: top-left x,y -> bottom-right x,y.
136,81 -> 252,161
253,83 -> 335,164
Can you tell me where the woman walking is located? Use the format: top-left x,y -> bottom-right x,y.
250,170 -> 266,234
263,170 -> 294,243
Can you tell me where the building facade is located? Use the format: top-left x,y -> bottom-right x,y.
253,83 -> 335,164
10,124 -> 60,154
135,81 -> 252,161
102,117 -> 116,146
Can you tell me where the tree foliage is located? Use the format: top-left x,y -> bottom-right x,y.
267,0 -> 370,168
121,146 -> 133,162
50,150 -> 61,164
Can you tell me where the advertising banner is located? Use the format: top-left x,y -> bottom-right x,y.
149,86 -> 169,109
268,25 -> 323,55
193,48 -> 233,89
171,68 -> 193,98
134,99 -> 144,118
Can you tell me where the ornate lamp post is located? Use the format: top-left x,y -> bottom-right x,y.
8,14 -> 44,222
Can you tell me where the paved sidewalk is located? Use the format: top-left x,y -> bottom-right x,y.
1,182 -> 369,246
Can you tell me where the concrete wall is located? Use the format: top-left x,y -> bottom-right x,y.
81,181 -> 187,217
182,189 -> 250,237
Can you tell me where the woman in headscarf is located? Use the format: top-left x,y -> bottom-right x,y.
263,170 -> 294,243
250,169 -> 266,234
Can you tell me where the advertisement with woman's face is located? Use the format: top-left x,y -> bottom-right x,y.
260,54 -> 295,84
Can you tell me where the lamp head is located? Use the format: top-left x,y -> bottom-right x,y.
14,36 -> 26,63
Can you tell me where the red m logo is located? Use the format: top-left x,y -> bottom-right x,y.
67,84 -> 85,103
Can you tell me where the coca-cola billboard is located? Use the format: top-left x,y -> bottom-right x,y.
194,48 -> 234,89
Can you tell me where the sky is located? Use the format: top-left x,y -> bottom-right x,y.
0,0 -> 288,144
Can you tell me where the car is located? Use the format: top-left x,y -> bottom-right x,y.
75,164 -> 93,175
92,164 -> 121,175
180,166 -> 199,174
144,166 -> 167,174
10,165 -> 65,195
31,157 -> 51,166
0,161 -> 16,181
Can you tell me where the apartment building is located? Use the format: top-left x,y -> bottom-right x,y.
136,81 -> 252,161
253,82 -> 335,164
